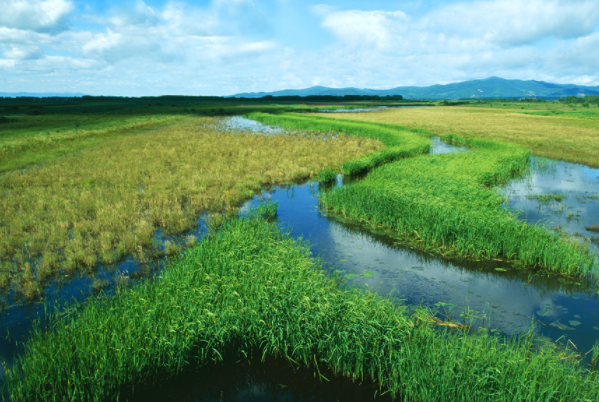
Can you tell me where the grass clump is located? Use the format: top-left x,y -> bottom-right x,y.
321,134 -> 596,277
0,117 -> 382,298
587,225 -> 599,233
3,215 -> 598,401
246,112 -> 431,175
317,169 -> 338,183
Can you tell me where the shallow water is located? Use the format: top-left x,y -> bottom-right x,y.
502,157 -> 599,253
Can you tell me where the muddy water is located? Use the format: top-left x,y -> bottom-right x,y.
502,158 -> 599,253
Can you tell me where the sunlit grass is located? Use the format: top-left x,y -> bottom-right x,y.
316,105 -> 599,167
3,214 -> 598,401
0,116 -> 383,299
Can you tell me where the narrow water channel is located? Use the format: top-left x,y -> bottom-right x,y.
1,116 -> 598,400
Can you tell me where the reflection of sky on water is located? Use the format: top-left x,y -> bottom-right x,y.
243,178 -> 599,358
502,158 -> 599,253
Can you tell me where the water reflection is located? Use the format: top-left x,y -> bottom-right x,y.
502,157 -> 599,253
128,359 -> 391,402
241,179 -> 599,357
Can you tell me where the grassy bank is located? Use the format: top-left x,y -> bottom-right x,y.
246,112 -> 430,174
321,135 -> 596,276
316,105 -> 599,167
0,116 -> 382,299
3,213 -> 598,401
248,113 -> 596,276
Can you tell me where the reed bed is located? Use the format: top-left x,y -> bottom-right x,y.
321,135 -> 596,276
3,214 -> 598,401
246,112 -> 430,174
0,117 -> 382,299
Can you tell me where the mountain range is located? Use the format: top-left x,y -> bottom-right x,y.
231,77 -> 599,99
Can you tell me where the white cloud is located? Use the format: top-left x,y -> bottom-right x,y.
321,10 -> 409,49
0,0 -> 73,34
426,0 -> 599,47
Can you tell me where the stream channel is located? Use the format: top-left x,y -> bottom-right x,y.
1,116 -> 598,400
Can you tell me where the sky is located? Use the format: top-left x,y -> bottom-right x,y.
1,0 -> 599,96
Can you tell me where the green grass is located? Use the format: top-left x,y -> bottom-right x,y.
248,113 -> 596,277
246,112 -> 431,175
3,212 -> 599,401
320,134 -> 596,276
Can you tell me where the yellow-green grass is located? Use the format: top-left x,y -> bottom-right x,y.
0,114 -> 191,172
316,105 -> 599,167
3,214 -> 598,401
0,117 -> 383,299
246,112 -> 431,174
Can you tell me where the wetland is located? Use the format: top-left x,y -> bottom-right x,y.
1,97 -> 599,400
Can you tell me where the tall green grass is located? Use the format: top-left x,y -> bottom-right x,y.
3,213 -> 598,400
321,135 -> 596,276
246,112 -> 430,174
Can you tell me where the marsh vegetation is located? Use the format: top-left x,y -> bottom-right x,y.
2,96 -> 599,400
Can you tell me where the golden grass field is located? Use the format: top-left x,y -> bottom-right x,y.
0,116 -> 382,299
318,105 -> 599,167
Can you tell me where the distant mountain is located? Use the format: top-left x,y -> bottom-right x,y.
0,92 -> 86,98
231,77 -> 599,99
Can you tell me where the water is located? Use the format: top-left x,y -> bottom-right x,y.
430,137 -> 469,155
502,157 -> 599,253
1,117 -> 598,398
128,359 -> 391,402
242,179 -> 599,355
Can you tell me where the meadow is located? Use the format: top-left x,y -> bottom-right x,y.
3,212 -> 598,401
0,107 -> 382,300
317,103 -> 599,167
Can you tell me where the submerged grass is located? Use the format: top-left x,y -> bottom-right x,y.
0,116 -> 382,299
3,214 -> 599,401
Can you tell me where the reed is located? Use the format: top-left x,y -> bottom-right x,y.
3,214 -> 598,401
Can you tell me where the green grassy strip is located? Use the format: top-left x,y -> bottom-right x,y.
246,112 -> 431,174
321,134 -> 596,276
3,212 -> 599,401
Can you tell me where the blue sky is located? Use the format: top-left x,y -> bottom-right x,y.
1,0 -> 599,96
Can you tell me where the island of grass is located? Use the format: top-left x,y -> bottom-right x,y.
3,211 -> 598,401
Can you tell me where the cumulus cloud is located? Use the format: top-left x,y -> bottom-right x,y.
0,0 -> 73,34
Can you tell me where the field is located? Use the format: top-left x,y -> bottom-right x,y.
0,103 -> 382,300
317,103 -> 599,167
2,97 -> 599,400
4,212 -> 598,401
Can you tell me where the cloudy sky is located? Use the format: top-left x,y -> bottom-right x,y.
1,0 -> 599,96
